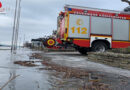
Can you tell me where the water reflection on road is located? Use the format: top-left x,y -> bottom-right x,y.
0,48 -> 51,90
1,48 -> 130,90
43,52 -> 130,90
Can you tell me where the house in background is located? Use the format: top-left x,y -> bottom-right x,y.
31,38 -> 44,48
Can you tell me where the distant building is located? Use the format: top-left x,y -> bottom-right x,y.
31,38 -> 44,48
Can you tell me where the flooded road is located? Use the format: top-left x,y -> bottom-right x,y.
45,52 -> 130,77
1,48 -> 130,90
43,52 -> 130,90
0,48 -> 51,90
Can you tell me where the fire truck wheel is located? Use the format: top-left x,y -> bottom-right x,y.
92,42 -> 107,52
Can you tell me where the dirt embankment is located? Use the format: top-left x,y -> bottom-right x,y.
88,50 -> 130,70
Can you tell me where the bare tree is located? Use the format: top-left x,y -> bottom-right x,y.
121,0 -> 130,5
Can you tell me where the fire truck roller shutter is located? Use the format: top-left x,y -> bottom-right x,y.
68,14 -> 90,39
91,16 -> 112,35
113,19 -> 129,41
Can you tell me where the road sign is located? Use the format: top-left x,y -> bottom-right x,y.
0,1 -> 6,14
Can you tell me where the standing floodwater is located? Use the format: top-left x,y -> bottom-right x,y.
0,48 -> 51,90
1,48 -> 130,90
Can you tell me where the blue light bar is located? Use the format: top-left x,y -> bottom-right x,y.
68,8 -> 72,11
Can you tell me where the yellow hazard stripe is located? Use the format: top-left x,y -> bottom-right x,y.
113,41 -> 130,43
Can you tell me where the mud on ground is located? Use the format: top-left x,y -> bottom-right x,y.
40,52 -> 130,90
17,52 -> 111,90
14,53 -> 43,67
41,59 -> 111,90
13,51 -> 130,90
14,61 -> 38,67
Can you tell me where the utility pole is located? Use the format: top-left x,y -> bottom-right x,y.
11,0 -> 21,52
11,0 -> 18,52
14,0 -> 21,50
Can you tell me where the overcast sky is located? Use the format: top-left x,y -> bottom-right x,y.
0,0 -> 129,45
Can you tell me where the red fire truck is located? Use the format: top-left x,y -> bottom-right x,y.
57,5 -> 130,54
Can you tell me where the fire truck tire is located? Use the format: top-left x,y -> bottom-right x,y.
92,42 -> 108,52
